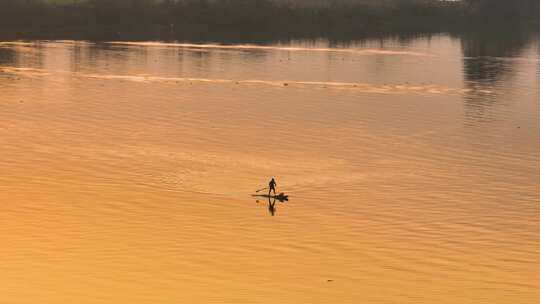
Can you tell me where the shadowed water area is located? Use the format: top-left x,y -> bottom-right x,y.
0,34 -> 539,303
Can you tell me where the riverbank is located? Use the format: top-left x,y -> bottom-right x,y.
1,0 -> 538,42
0,0 -> 462,41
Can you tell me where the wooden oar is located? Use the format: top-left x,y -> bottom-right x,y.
255,187 -> 268,193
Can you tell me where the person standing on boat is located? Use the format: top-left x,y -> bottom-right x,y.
269,178 -> 277,196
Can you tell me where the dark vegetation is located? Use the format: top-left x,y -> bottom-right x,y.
0,0 -> 539,41
463,0 -> 540,21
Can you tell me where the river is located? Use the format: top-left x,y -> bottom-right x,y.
0,34 -> 539,303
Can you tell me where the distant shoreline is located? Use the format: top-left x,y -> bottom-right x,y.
0,26 -> 455,43
0,25 -> 535,44
0,0 -> 538,43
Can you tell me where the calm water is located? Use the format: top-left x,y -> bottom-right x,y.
1,35 -> 539,303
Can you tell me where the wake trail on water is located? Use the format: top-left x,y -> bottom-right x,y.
1,40 -> 433,57
106,41 -> 434,57
1,66 -> 494,96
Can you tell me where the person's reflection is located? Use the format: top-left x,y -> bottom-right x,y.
268,197 -> 277,217
254,193 -> 288,216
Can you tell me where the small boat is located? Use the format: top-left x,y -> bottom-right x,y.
252,193 -> 289,201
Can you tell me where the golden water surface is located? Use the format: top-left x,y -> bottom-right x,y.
1,37 -> 539,303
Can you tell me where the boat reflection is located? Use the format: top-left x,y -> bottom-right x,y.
253,194 -> 289,216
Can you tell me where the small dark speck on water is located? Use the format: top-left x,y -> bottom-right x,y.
327,280 -> 333,282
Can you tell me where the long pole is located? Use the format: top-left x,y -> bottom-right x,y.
256,187 -> 268,193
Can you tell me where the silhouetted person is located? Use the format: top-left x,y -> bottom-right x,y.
269,178 -> 277,196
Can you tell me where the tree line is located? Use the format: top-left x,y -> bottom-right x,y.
0,0 -> 538,40
464,0 -> 540,19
